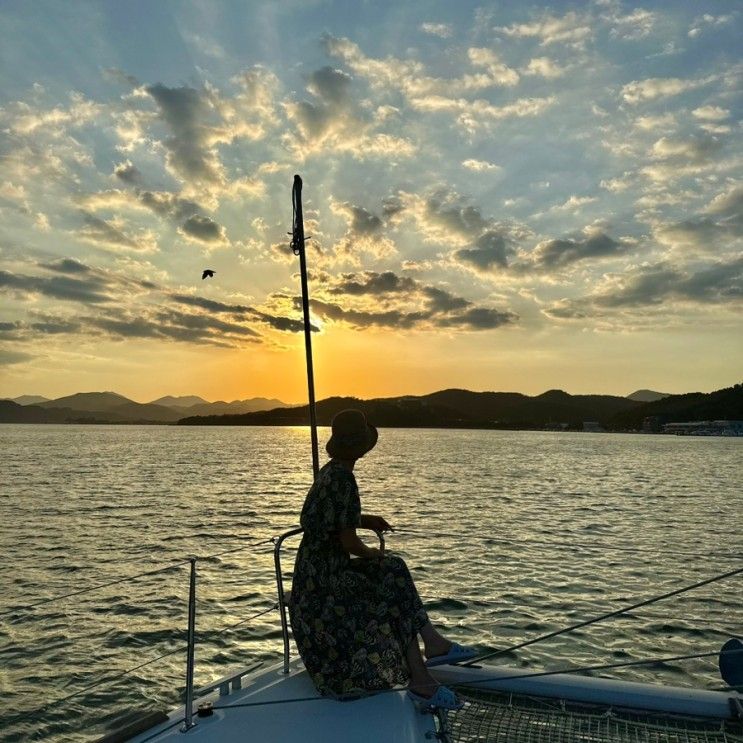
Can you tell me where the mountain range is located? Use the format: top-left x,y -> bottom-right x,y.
177,385 -> 741,431
3,386 -> 739,430
0,392 -> 291,424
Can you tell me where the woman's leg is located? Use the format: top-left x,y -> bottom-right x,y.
373,554 -> 457,659
405,634 -> 440,696
420,621 -> 453,659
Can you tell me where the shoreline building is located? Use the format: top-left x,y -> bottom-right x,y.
662,420 -> 743,436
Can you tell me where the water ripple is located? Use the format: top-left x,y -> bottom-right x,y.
0,425 -> 740,742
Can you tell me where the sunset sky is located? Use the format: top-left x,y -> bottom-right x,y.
1,1 -> 741,404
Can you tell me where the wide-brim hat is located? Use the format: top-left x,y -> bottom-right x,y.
326,409 -> 378,460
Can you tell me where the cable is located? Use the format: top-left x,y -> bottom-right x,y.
4,643 -> 186,727
210,647 -> 743,712
396,527 -> 743,562
1,535 -> 274,620
4,600 -> 280,729
0,560 -> 192,619
464,563 -> 743,666
208,603 -> 279,635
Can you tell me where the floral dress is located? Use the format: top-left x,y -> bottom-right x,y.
288,460 -> 429,696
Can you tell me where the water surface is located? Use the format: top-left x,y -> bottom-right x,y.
1,425 -> 740,741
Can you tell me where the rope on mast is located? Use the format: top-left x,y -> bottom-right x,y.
291,174 -> 320,479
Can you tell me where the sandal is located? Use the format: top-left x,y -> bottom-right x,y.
425,642 -> 478,667
407,685 -> 464,711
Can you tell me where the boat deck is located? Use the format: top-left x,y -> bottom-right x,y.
123,659 -> 438,743
115,658 -> 743,743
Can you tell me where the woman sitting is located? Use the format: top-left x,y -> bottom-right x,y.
288,409 -> 476,710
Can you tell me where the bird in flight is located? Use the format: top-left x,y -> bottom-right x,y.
202,269 -> 215,280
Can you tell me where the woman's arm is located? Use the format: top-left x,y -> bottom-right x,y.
337,527 -> 382,558
359,514 -> 394,532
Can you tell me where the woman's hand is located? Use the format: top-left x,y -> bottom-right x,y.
360,514 -> 394,533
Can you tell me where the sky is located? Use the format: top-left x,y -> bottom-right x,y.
0,0 -> 741,404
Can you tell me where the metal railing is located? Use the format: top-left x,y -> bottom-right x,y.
272,526 -> 386,675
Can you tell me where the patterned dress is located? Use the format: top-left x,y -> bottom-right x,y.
288,460 -> 429,697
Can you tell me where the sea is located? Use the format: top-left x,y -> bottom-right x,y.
1,424 -> 741,741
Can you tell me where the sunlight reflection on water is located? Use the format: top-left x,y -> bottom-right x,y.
0,424 -> 741,741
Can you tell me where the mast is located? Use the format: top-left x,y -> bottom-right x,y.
291,175 -> 320,479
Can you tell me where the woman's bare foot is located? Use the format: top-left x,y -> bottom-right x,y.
408,671 -> 440,698
423,638 -> 452,660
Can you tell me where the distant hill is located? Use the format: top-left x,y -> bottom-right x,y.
178,388 -> 641,428
4,386 -> 739,428
149,395 -> 209,408
608,384 -> 743,430
0,400 -> 69,422
0,391 -> 293,424
108,401 -> 183,422
9,395 -> 51,406
0,400 -> 124,423
39,391 -> 135,412
181,397 -> 292,416
626,389 -> 671,403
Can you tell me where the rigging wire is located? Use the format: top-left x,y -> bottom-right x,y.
3,602 -> 280,729
0,536 -> 274,620
463,563 -> 743,667
208,647 -> 743,713
396,526 -> 743,562
3,643 -> 186,728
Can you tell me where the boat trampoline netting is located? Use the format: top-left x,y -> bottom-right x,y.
443,687 -> 743,743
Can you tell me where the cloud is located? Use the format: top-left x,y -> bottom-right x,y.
170,293 -> 314,333
650,135 -> 721,161
0,269 -> 112,304
692,105 -> 730,121
634,113 -> 676,130
179,214 -> 228,245
621,76 -> 713,104
0,260 -> 157,315
688,13 -> 735,38
522,57 -> 566,79
545,255 -> 743,319
420,22 -> 452,38
526,230 -> 632,271
640,134 -> 727,183
78,212 -> 158,253
137,190 -> 202,221
455,231 -> 510,270
550,195 -> 598,212
113,159 -> 142,184
327,271 -> 418,296
408,94 -> 555,133
653,183 -> 743,254
329,199 -> 395,261
0,181 -> 27,202
462,159 -> 501,172
303,295 -> 515,332
466,48 -> 520,88
4,92 -> 103,136
323,35 -> 519,98
600,175 -> 633,192
283,64 -> 415,159
145,83 -> 224,186
80,187 -> 230,248
495,11 -> 592,47
38,258 -> 91,274
320,33 -> 525,137
606,8 -> 656,40
394,187 -> 530,272
0,348 -> 34,365
141,77 -> 272,201
86,307 -> 262,346
309,270 -> 517,330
